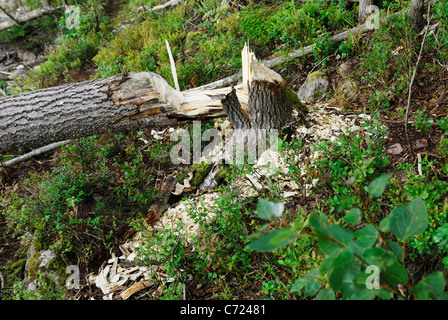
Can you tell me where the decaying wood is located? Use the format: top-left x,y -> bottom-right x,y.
0,51 -> 16,64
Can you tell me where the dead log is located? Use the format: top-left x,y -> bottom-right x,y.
120,280 -> 153,300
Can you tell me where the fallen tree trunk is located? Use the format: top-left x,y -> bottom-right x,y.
0,45 -> 298,155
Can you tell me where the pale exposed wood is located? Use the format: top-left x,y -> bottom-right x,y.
120,280 -> 154,300
165,40 -> 180,91
139,0 -> 183,13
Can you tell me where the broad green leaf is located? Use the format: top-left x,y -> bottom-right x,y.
311,214 -> 353,255
378,216 -> 390,232
350,288 -> 377,300
328,262 -> 362,297
246,228 -> 295,252
320,247 -> 356,275
344,208 -> 362,224
376,289 -> 394,300
318,224 -> 353,255
290,278 -> 306,293
316,288 -> 336,300
305,278 -> 322,297
353,225 -> 378,248
309,214 -> 329,237
367,173 -> 393,197
411,272 -> 446,300
389,197 -> 428,240
290,269 -> 320,293
338,196 -> 357,211
319,247 -> 346,274
363,247 -> 408,287
257,199 -> 285,220
307,268 -> 320,278
386,241 -> 403,262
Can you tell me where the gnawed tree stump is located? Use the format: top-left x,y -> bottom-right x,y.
220,45 -> 306,130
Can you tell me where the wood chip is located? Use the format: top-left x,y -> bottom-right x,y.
120,280 -> 154,300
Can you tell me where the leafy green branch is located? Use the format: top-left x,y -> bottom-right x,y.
246,174 -> 448,300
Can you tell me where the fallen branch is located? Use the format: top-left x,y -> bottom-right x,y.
120,280 -> 153,300
0,6 -> 64,31
0,51 -> 16,63
139,0 -> 183,13
1,140 -> 71,167
192,23 -> 371,91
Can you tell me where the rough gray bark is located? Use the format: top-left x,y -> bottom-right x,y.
0,73 -> 179,154
358,0 -> 375,24
218,49 -> 294,131
220,89 -> 250,130
409,0 -> 424,29
248,80 -> 290,129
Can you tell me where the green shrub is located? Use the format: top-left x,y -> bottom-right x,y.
249,178 -> 448,300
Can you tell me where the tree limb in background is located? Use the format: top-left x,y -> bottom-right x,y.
0,5 -> 64,31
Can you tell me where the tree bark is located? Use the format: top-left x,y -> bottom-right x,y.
0,73 -> 181,154
358,0 -> 375,24
220,46 -> 296,131
409,0 -> 424,29
220,89 -> 250,130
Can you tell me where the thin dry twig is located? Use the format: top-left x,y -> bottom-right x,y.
404,5 -> 433,156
